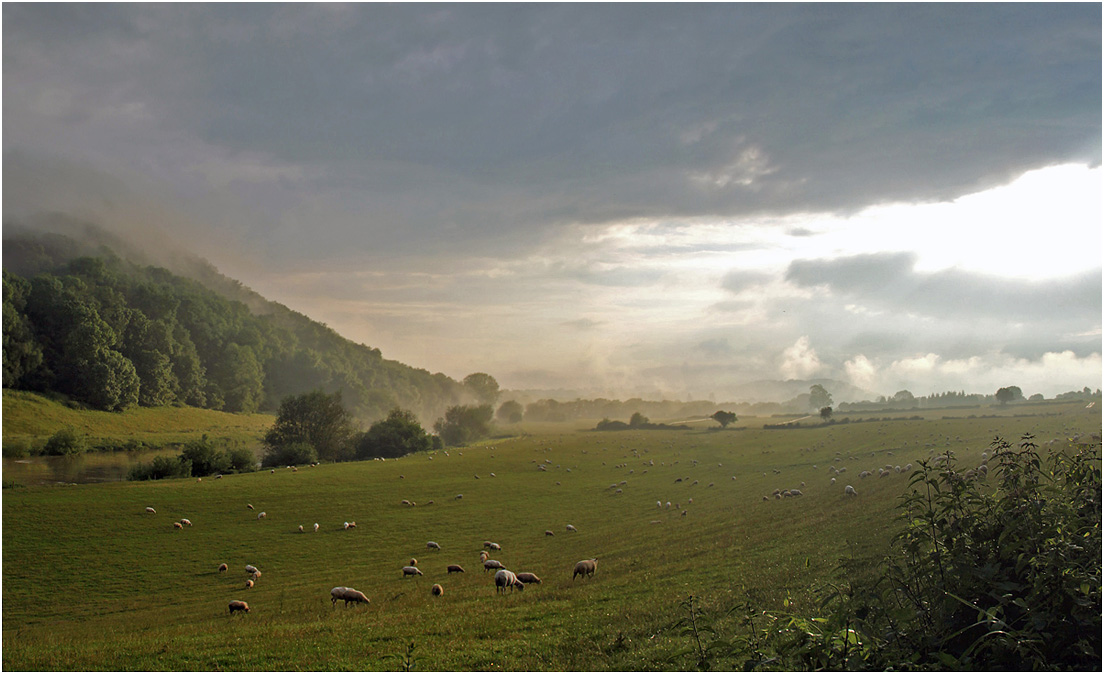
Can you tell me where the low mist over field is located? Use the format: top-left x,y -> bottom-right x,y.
4,4 -> 1100,400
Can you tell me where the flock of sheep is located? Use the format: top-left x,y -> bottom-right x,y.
140,424 -> 1042,621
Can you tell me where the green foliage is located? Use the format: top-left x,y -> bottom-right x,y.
715,435 -> 1102,670
355,408 -> 433,459
43,427 -> 86,456
433,404 -> 494,446
819,406 -> 833,421
710,410 -> 737,428
809,384 -> 833,411
629,412 -> 649,428
462,372 -> 500,406
179,436 -> 231,476
225,446 -> 257,472
262,441 -> 318,468
496,399 -> 524,424
995,385 -> 1024,405
126,454 -> 192,481
264,390 -> 355,463
2,234 -> 472,421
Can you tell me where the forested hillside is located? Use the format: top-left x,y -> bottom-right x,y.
2,229 -> 471,423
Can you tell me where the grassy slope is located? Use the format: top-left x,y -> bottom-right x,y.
1,390 -> 274,449
2,402 -> 1098,671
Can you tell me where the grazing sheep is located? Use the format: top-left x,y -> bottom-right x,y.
401,500 -> 411,506
245,565 -> 258,574
180,518 -> 192,526
173,522 -> 183,529
483,559 -> 505,572
228,600 -> 250,615
447,564 -> 465,574
572,558 -> 598,580
247,504 -> 254,510
516,572 -> 542,585
252,570 -> 262,580
257,512 -> 266,519
218,563 -> 228,573
313,523 -> 319,532
455,494 -> 463,500
494,569 -> 525,593
844,485 -> 858,496
479,551 -> 489,562
298,525 -> 304,533
426,541 -> 441,551
566,524 -> 577,532
431,583 -> 444,597
245,579 -> 254,588
330,587 -> 369,607
347,521 -> 357,529
344,522 -> 350,529
402,565 -> 423,578
145,507 -> 156,514
486,542 -> 501,551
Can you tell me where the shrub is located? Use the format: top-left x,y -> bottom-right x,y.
695,435 -> 1101,671
127,455 -> 192,481
262,441 -> 317,468
225,446 -> 257,473
356,408 -> 433,460
179,436 -> 230,476
43,427 -> 86,456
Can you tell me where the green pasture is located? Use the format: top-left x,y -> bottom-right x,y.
2,390 -> 273,452
3,401 -> 1099,670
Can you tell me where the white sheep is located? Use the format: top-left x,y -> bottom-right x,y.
331,586 -> 370,606
402,565 -> 424,578
844,485 -> 857,496
545,530 -> 555,536
572,558 -> 598,580
313,523 -> 319,532
431,583 -> 444,596
494,569 -> 525,593
218,563 -> 228,573
566,524 -> 577,532
298,525 -> 304,533
228,600 -> 250,614
173,522 -> 183,529
180,518 -> 192,527
447,564 -> 465,574
245,565 -> 258,574
145,507 -> 156,514
426,541 -> 441,551
245,579 -> 254,589
257,512 -> 266,519
483,559 -> 505,572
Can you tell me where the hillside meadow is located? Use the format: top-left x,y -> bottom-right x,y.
2,401 -> 1099,670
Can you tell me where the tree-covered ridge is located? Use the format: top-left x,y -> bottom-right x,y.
2,242 -> 469,423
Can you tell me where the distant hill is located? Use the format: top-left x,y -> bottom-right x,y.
2,219 -> 472,424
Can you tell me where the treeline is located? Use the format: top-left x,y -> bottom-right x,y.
2,234 -> 471,423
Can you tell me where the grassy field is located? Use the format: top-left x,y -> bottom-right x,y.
1,390 -> 274,452
2,400 -> 1099,670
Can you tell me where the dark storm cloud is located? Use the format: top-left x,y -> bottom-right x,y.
4,4 -> 1100,261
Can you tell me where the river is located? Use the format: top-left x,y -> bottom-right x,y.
3,448 -> 191,486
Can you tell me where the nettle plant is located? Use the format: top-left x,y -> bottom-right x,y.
682,435 -> 1101,671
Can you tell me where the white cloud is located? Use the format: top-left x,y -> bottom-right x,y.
779,336 -> 823,380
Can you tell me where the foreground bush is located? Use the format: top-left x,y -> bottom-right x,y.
680,435 -> 1101,670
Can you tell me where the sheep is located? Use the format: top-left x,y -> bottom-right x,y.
247,504 -> 254,510
447,564 -> 465,574
494,569 -> 525,593
426,541 -> 441,551
344,522 -> 350,530
228,600 -> 250,615
483,559 -> 505,572
331,587 -> 370,607
180,518 -> 192,527
257,512 -> 267,519
245,565 -> 258,574
545,529 -> 555,536
431,583 -> 444,597
173,522 -> 183,529
145,507 -> 156,514
401,499 -> 411,506
479,550 -> 489,562
298,525 -> 304,533
485,542 -> 501,551
831,477 -> 837,484
455,494 -> 463,500
218,563 -> 228,573
572,558 -> 598,580
516,572 -> 542,585
252,570 -> 262,580
347,521 -> 357,529
245,579 -> 254,589
566,524 -> 577,532
844,485 -> 858,496
313,523 -> 319,533
402,565 -> 424,578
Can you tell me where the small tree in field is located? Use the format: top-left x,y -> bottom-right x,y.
264,390 -> 355,463
434,404 -> 494,446
711,410 -> 737,428
356,408 -> 435,459
819,406 -> 833,421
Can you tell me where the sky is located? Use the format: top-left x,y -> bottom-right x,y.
3,3 -> 1101,402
